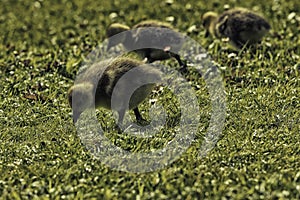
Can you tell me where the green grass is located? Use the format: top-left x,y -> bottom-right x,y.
0,0 -> 299,199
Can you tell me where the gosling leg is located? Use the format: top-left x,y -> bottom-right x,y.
133,107 -> 149,125
172,53 -> 188,72
133,107 -> 144,122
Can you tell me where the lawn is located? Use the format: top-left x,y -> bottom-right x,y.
0,0 -> 299,199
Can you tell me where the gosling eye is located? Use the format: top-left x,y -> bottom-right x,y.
218,23 -> 226,32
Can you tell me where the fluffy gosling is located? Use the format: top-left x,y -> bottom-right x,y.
106,20 -> 186,69
202,8 -> 271,49
68,57 -> 162,124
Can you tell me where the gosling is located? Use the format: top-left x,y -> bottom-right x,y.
202,8 -> 271,49
106,20 -> 186,69
68,57 -> 162,124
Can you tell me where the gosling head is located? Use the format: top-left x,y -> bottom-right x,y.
202,11 -> 218,37
68,83 -> 94,123
106,23 -> 130,51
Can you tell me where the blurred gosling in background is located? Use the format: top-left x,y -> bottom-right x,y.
202,7 -> 271,49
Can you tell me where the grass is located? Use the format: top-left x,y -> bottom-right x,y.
0,0 -> 299,199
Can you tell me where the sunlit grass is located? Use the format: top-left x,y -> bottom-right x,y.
0,0 -> 299,199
